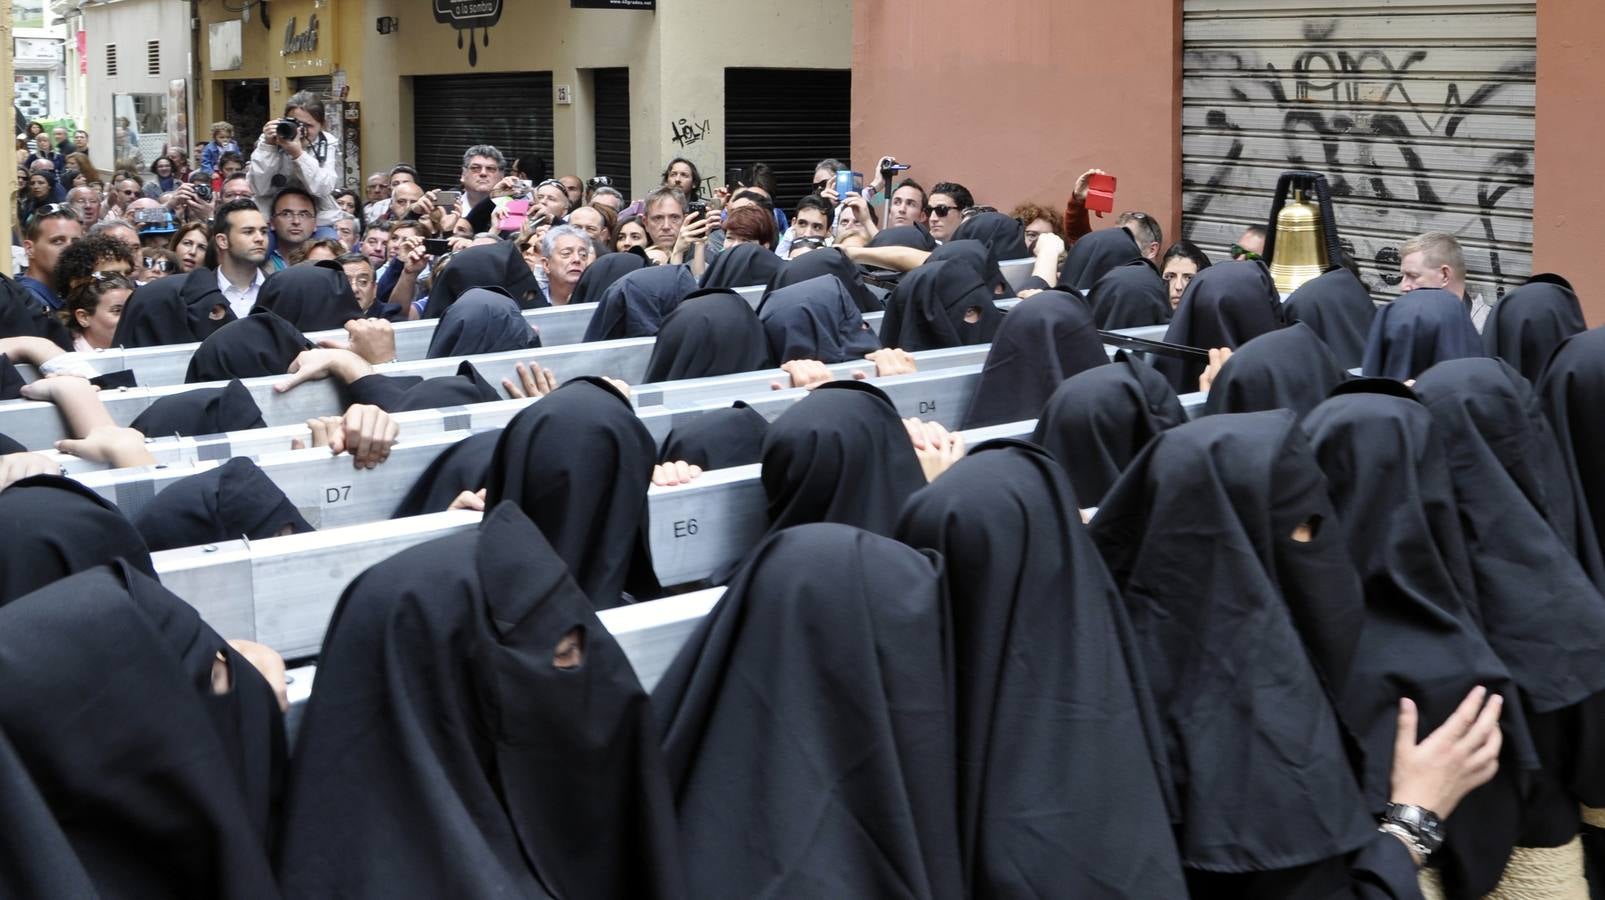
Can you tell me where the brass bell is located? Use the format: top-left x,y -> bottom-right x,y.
1267,188 -> 1329,296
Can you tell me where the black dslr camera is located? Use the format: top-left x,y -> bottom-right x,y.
273,118 -> 307,141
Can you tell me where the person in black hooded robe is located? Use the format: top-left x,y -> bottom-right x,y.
1157,259 -> 1285,392
1087,260 -> 1171,329
763,382 -> 925,538
184,309 -> 312,383
0,474 -> 157,605
1057,226 -> 1144,293
1303,392 -> 1544,897
952,209 -> 1031,265
484,376 -> 658,608
0,563 -> 282,900
1538,325 -> 1605,593
0,727 -> 99,899
1090,411 -> 1504,898
1481,280 -> 1587,384
569,250 -> 645,306
130,378 -> 267,438
131,456 -> 312,551
657,402 -> 768,470
251,261 -> 365,333
698,241 -> 782,290
652,523 -> 963,900
0,271 -> 72,348
896,441 -> 1188,898
341,357 -> 502,412
111,265 -> 235,348
582,264 -> 698,342
1413,358 -> 1605,880
1202,321 -> 1347,419
277,502 -> 686,899
392,429 -> 503,517
1361,288 -> 1483,381
1283,267 -> 1377,371
930,235 -> 1010,298
961,290 -> 1108,429
757,273 -> 881,364
869,223 -> 938,251
426,287 -> 540,358
1031,350 -> 1185,507
764,246 -> 882,313
876,257 -> 1000,352
642,289 -> 772,382
424,240 -> 543,316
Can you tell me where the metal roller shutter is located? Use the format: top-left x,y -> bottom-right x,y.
291,75 -> 334,101
1180,0 -> 1536,300
592,68 -> 631,200
725,68 -> 851,212
412,72 -> 554,190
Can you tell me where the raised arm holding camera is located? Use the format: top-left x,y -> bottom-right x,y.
248,91 -> 341,240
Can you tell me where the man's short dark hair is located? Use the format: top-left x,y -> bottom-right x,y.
222,172 -> 250,187
25,204 -> 80,241
206,199 -> 264,268
892,178 -> 927,204
54,233 -> 136,295
272,186 -> 317,214
389,163 -> 418,179
929,182 -> 974,211
814,158 -> 845,176
337,251 -> 374,272
391,218 -> 429,238
732,189 -> 773,211
795,195 -> 832,222
644,186 -> 687,215
218,150 -> 246,170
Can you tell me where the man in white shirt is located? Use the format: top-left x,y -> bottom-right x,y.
209,199 -> 270,318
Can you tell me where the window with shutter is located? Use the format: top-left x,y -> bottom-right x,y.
147,40 -> 160,76
105,44 -> 118,77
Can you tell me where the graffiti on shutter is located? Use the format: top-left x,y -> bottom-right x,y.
1181,3 -> 1536,300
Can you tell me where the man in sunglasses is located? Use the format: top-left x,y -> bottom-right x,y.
19,205 -> 84,310
1230,225 -> 1266,261
925,182 -> 973,243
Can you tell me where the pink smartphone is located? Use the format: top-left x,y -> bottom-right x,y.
499,198 -> 531,232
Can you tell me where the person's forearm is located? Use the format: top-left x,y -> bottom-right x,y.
390,270 -> 420,306
691,242 -> 707,279
0,336 -> 65,367
841,245 -> 930,272
1065,195 -> 1092,243
1031,252 -> 1058,288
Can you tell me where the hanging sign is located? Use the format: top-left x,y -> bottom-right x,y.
571,0 -> 655,8
434,0 -> 502,65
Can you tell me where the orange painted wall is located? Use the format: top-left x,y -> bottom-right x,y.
851,0 -> 1181,244
1534,0 -> 1605,324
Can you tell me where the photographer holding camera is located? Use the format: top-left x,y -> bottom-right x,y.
248,91 -> 340,240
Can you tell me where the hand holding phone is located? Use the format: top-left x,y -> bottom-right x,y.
435,190 -> 462,210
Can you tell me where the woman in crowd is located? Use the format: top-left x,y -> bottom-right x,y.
61,272 -> 133,351
1159,240 -> 1212,309
169,221 -> 208,273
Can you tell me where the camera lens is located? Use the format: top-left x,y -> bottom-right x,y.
275,120 -> 298,140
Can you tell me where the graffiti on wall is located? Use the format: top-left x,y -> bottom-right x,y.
1181,16 -> 1536,298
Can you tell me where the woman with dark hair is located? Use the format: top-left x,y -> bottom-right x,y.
18,170 -> 58,223
62,272 -> 134,351
1159,240 -> 1212,309
64,152 -> 99,187
143,156 -> 180,199
169,221 -> 208,273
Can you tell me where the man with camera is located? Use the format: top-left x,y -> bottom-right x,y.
247,91 -> 340,240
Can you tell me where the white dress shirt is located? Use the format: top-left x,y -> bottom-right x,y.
218,267 -> 266,319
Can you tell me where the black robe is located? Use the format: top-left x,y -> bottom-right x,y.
130,378 -> 267,438
1283,268 -> 1377,371
759,381 -> 926,540
1303,392 -> 1541,896
878,255 -> 1001,352
1361,288 -> 1483,381
131,456 -> 312,551
484,376 -> 658,608
896,440 -> 1188,898
961,290 -> 1108,429
251,261 -> 365,333
658,402 -> 768,469
1481,281 -> 1587,385
1087,260 -> 1171,329
1089,412 -> 1377,882
652,522 -> 963,899
425,240 -> 543,317
951,210 -> 1030,266
426,287 -> 540,358
569,251 -> 644,305
929,236 -> 1010,298
764,246 -> 882,313
112,266 -> 236,348
757,273 -> 881,364
642,289 -> 772,382
1058,226 -> 1143,292
1537,325 -> 1605,592
0,270 -> 71,349
1202,321 -> 1346,419
698,241 -> 782,289
184,309 -> 312,383
0,561 -> 283,899
277,502 -> 686,898
344,359 -> 501,412
582,263 -> 698,342
391,429 -> 502,517
869,223 -> 937,251
1157,259 -> 1284,392
0,474 -> 156,605
1031,350 -> 1185,507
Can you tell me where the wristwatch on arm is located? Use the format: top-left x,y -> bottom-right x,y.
1377,802 -> 1445,866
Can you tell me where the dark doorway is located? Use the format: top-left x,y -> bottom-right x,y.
725,68 -> 851,212
221,79 -> 270,155
412,71 -> 554,190
591,68 -> 631,199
